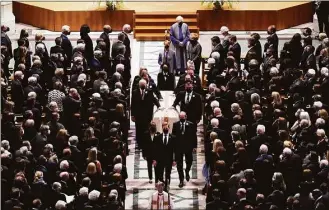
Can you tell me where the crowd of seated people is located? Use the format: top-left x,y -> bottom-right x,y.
202,27 -> 329,209
1,24 -> 132,210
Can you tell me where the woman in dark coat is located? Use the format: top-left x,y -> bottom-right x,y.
80,24 -> 94,65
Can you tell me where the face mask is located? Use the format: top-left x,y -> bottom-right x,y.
186,88 -> 192,93
180,119 -> 185,123
4,27 -> 10,32
163,68 -> 168,72
140,85 -> 146,90
165,45 -> 169,49
42,37 -> 45,41
67,31 -> 71,35
178,22 -> 183,26
150,127 -> 156,132
163,128 -> 169,133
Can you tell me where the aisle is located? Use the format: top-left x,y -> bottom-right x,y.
125,41 -> 206,209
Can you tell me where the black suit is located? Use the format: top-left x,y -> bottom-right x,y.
152,133 -> 175,186
142,131 -> 160,180
157,72 -> 175,91
172,120 -> 196,182
175,74 -> 202,94
122,32 -> 131,59
11,79 -> 24,113
131,88 -> 160,145
206,199 -> 229,210
100,32 -> 111,58
173,91 -> 202,124
229,42 -> 241,68
62,96 -> 81,133
60,34 -> 73,68
244,46 -> 260,70
111,40 -> 126,58
81,34 -> 94,64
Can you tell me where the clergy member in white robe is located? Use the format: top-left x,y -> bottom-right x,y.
170,16 -> 190,75
149,182 -> 174,210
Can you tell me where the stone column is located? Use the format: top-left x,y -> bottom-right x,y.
1,1 -> 15,35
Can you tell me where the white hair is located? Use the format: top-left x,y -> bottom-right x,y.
113,72 -> 121,79
88,190 -> 100,201
257,124 -> 265,134
209,83 -> 217,89
315,118 -> 325,127
313,101 -> 323,109
62,25 -> 70,32
210,118 -> 219,127
220,26 -> 229,33
210,100 -> 219,109
20,146 -> 28,155
35,43 -> 45,53
69,136 -> 79,145
251,93 -> 261,104
1,140 -> 10,150
78,73 -> 87,82
74,56 -> 83,63
92,93 -> 101,99
116,63 -> 124,71
109,189 -> 118,200
299,111 -> 310,121
211,52 -> 220,59
115,82 -> 122,89
213,107 -> 222,116
176,16 -> 183,22
28,76 -> 37,84
28,91 -> 37,100
59,160 -> 69,170
79,187 -> 89,196
300,119 -> 310,127
14,71 -> 23,77
76,43 -> 85,51
259,144 -> 268,154
49,101 -> 58,108
269,67 -> 279,76
283,147 -> 292,157
139,79 -> 147,86
321,67 -> 329,77
307,68 -> 316,76
207,57 -> 216,64
94,50 -> 102,57
320,159 -> 328,168
316,129 -> 326,137
100,84 -> 109,94
55,200 -> 66,210
45,144 -> 53,151
113,163 -> 123,173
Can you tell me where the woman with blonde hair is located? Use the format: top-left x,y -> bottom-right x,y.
187,32 -> 202,74
272,172 -> 286,191
31,171 -> 47,199
54,129 -> 69,153
271,91 -> 283,107
209,139 -> 228,174
14,46 -> 28,69
87,147 -> 102,173
81,162 -> 101,191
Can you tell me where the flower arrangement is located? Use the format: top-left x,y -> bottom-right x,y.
98,0 -> 123,11
201,0 -> 236,10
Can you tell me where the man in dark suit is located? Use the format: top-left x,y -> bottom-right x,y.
229,35 -> 241,69
266,25 -> 279,58
60,25 -> 73,69
1,25 -> 13,78
62,88 -> 81,132
231,188 -> 252,210
172,112 -> 197,187
173,81 -> 203,126
131,79 -> 160,147
11,71 -> 25,114
315,1 -> 329,36
244,37 -> 261,71
210,36 -> 225,67
175,69 -> 202,94
122,24 -> 132,60
157,64 -> 175,91
152,122 -> 176,190
111,33 -> 126,59
100,25 -> 112,59
206,189 -> 229,210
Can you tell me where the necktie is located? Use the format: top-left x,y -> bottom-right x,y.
181,123 -> 185,134
141,90 -> 145,100
186,93 -> 190,104
164,135 -> 168,145
165,51 -> 168,63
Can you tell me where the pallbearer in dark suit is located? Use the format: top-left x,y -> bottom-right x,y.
60,25 -> 73,69
152,122 -> 176,190
142,122 -> 160,183
131,79 -> 160,148
172,112 -> 197,188
157,64 -> 176,91
172,81 -> 203,126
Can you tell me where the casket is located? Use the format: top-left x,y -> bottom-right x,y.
153,91 -> 180,133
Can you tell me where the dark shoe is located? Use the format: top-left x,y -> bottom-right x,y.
149,179 -> 153,184
186,172 -> 190,182
178,181 -> 184,188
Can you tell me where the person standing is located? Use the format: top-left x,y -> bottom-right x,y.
131,79 -> 160,148
220,26 -> 230,57
157,64 -> 176,91
60,25 -> 73,69
1,25 -> 13,78
100,25 -> 112,59
228,35 -> 241,70
172,81 -> 202,126
80,24 -> 93,65
148,182 -> 174,209
187,33 -> 202,75
172,112 -> 197,188
122,24 -> 132,80
158,40 -> 176,74
315,1 -> 329,37
265,25 -> 279,59
170,16 -> 190,75
152,122 -> 176,190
